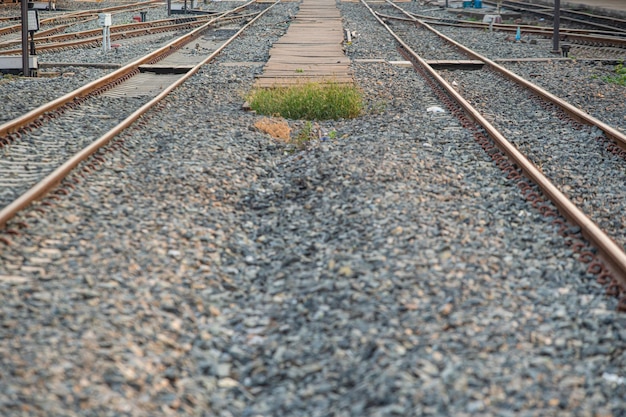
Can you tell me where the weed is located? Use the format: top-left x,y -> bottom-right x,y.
294,120 -> 315,148
246,81 -> 363,120
370,100 -> 388,114
602,62 -> 626,86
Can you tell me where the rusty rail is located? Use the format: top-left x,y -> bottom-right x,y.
0,1 -> 162,36
0,20 -> 210,54
377,12 -> 626,47
0,0 -> 279,229
384,1 -> 626,148
0,1 -> 254,139
362,0 -> 626,286
0,13 -> 253,54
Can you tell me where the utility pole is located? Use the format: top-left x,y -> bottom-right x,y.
552,0 -> 561,53
21,0 -> 29,76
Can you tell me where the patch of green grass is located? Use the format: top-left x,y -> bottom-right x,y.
247,81 -> 363,121
0,73 -> 19,84
602,62 -> 626,86
370,100 -> 387,114
294,120 -> 315,148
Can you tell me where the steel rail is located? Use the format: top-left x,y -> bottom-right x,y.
0,0 -> 281,230
0,13 -> 251,53
40,15 -> 211,41
385,1 -> 626,148
0,1 -> 161,36
483,0 -> 626,33
0,1 -> 255,138
392,11 -> 626,40
29,13 -> 250,45
0,20 -> 210,54
363,0 -> 626,284
378,13 -> 626,48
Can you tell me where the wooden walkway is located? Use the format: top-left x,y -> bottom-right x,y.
254,0 -> 352,88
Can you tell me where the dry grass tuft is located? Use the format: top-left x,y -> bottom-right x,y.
254,117 -> 291,141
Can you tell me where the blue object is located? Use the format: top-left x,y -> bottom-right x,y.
474,0 -> 482,7
515,26 -> 521,41
462,1 -> 471,7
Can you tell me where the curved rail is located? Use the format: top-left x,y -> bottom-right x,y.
31,13 -> 251,49
0,0 -> 280,230
363,0 -> 626,285
0,1 -> 162,36
385,1 -> 626,148
0,1 -> 255,139
0,17 -> 215,54
483,0 -> 626,33
387,11 -> 626,45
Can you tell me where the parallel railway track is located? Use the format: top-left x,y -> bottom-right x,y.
0,0 -> 278,231
0,13 -> 253,54
0,0 -> 625,412
365,0 -> 626,305
378,11 -> 626,49
0,1 -> 162,37
483,0 -> 626,33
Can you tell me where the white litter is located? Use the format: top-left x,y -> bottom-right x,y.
427,106 -> 445,113
602,373 -> 625,384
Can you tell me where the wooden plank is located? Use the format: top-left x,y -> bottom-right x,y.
254,79 -> 353,88
268,58 -> 351,64
424,59 -> 485,70
255,0 -> 352,88
269,52 -> 346,58
269,49 -> 345,55
270,46 -> 345,51
262,69 -> 352,75
264,62 -> 350,67
264,67 -> 351,72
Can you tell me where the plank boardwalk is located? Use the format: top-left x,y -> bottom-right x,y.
254,0 -> 352,88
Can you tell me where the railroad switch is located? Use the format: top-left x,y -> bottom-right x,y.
561,44 -> 572,58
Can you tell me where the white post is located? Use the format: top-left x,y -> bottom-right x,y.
99,13 -> 112,52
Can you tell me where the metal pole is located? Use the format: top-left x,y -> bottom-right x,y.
552,0 -> 560,53
21,0 -> 29,76
167,0 -> 171,16
30,31 -> 36,55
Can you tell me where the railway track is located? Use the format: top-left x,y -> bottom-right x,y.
0,0 -> 278,232
378,10 -> 626,50
0,14 -> 253,55
1,1 -> 626,414
483,0 -> 626,33
0,1 -> 162,37
366,0 -> 626,305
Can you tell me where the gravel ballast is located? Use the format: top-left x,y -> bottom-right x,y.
1,1 -> 626,416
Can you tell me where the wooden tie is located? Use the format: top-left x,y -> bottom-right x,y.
254,0 -> 352,87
